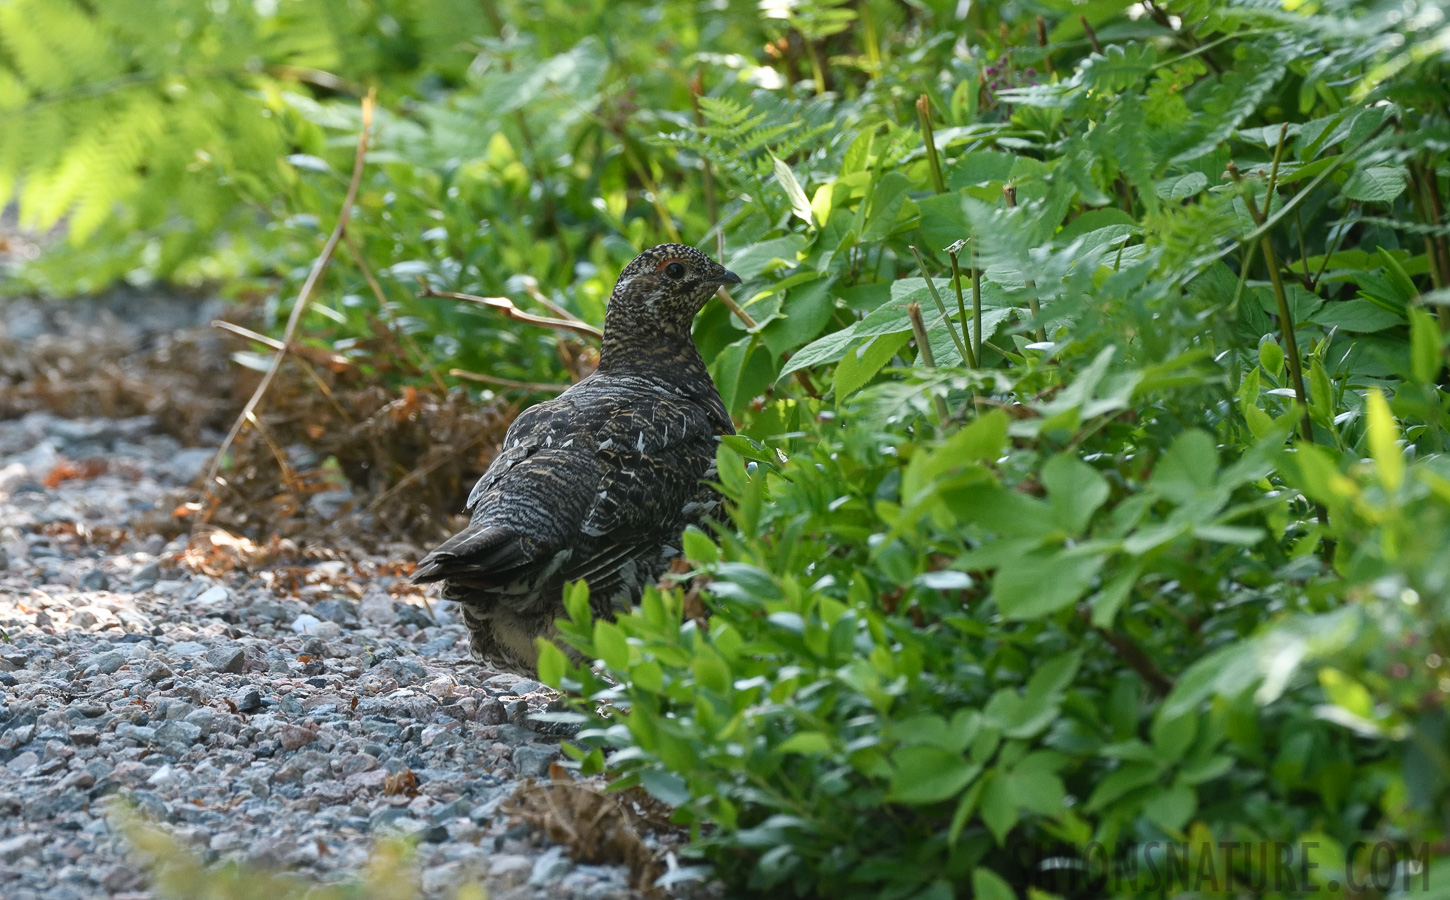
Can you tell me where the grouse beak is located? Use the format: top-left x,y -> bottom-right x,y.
712,270 -> 742,286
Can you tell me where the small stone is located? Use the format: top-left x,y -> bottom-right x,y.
279,724 -> 316,751
5,751 -> 39,774
335,754 -> 378,777
115,723 -> 156,743
510,679 -> 545,695
101,866 -> 144,893
511,744 -> 559,778
69,727 -> 99,746
394,604 -> 433,627
155,721 -> 203,745
79,568 -> 109,591
194,585 -> 229,605
169,641 -> 208,657
291,614 -> 323,634
313,598 -> 358,625
489,854 -> 534,889
142,660 -> 174,683
147,764 -> 183,787
369,807 -> 409,831
232,687 -> 263,712
205,645 -> 246,674
0,833 -> 41,863
184,708 -> 216,738
475,699 -> 506,725
73,609 -> 104,633
529,845 -> 573,884
130,560 -> 161,590
359,588 -> 394,624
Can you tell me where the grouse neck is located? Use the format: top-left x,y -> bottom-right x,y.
596,328 -> 712,383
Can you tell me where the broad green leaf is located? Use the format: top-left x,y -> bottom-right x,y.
1143,784 -> 1196,832
1155,171 -> 1208,200
1341,164 -> 1406,202
778,732 -> 833,755
995,550 -> 1106,620
1149,429 -> 1218,502
593,620 -> 629,670
889,746 -> 981,804
1042,454 -> 1110,533
1309,298 -> 1404,332
770,151 -> 814,227
834,332 -> 910,400
536,640 -> 566,688
971,867 -> 1015,900
978,773 -> 1017,844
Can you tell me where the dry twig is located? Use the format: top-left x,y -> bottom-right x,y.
448,368 -> 572,393
201,90 -> 377,504
417,283 -> 604,342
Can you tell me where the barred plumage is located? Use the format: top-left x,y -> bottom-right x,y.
411,244 -> 739,675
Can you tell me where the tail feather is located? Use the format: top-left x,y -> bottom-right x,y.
410,525 -> 534,585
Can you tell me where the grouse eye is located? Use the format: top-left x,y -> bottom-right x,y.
664,261 -> 686,279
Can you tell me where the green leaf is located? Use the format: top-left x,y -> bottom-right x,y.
536,640 -> 566,689
1365,388 -> 1403,492
1155,171 -> 1208,200
1089,561 -> 1143,627
1259,339 -> 1285,378
781,322 -> 861,376
1410,307 -> 1442,385
593,620 -> 629,671
971,867 -> 1016,900
770,151 -> 814,227
639,769 -> 691,807
978,773 -> 1017,844
1042,454 -> 1110,533
778,731 -> 834,755
1341,164 -> 1406,203
994,549 -> 1106,620
681,527 -> 719,565
834,332 -> 910,400
888,746 -> 981,804
1149,429 -> 1218,502
1309,298 -> 1404,332
1143,784 -> 1196,832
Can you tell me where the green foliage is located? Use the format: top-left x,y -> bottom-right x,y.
9,0 -> 1450,896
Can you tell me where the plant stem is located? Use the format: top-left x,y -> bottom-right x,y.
947,243 -> 972,366
916,94 -> 947,194
906,302 -> 951,424
1229,155 -> 1313,445
908,245 -> 975,367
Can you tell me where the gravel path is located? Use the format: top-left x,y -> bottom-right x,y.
0,409 -> 644,899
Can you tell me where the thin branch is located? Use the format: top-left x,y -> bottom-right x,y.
716,287 -> 759,330
417,284 -> 603,341
520,277 -> 590,324
202,90 -> 376,503
906,302 -> 951,425
449,368 -> 572,393
1093,624 -> 1174,697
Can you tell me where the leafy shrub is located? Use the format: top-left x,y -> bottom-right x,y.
7,0 -> 1450,896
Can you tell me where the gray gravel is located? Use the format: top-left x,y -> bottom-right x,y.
0,410 -> 643,899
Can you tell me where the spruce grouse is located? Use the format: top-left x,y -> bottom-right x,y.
411,244 -> 740,675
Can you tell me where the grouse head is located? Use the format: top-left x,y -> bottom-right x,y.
600,244 -> 741,366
